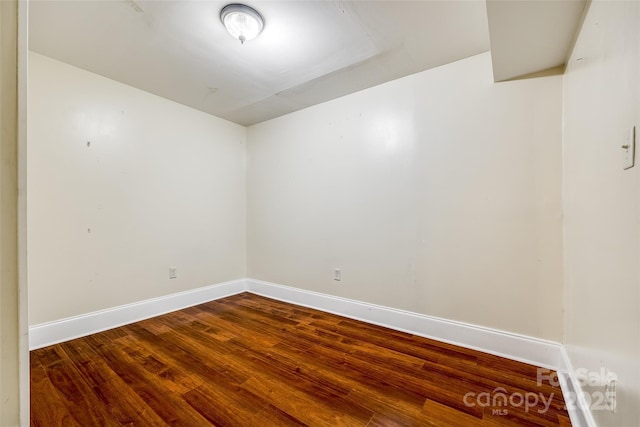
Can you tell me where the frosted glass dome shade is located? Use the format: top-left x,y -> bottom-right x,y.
220,4 -> 264,44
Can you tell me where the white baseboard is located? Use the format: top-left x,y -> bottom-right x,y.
558,346 -> 598,427
30,277 -> 566,370
246,278 -> 565,371
30,276 -> 568,373
29,279 -> 247,350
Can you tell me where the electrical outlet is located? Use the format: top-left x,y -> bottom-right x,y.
169,267 -> 177,279
334,268 -> 341,281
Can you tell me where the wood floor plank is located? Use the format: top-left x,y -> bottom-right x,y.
30,355 -> 81,427
31,292 -> 571,426
84,334 -> 212,426
33,349 -> 121,426
58,338 -> 168,426
422,398 -> 489,427
253,403 -> 309,426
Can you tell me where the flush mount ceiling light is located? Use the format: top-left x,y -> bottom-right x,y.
220,3 -> 264,44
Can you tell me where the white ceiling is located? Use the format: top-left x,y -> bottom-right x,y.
486,0 -> 588,82
29,0 -> 586,126
29,0 -> 490,126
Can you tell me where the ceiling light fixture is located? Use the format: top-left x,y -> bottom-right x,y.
220,3 -> 264,44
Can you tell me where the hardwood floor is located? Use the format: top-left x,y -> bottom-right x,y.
31,293 -> 571,426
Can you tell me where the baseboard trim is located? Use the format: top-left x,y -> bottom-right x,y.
246,278 -> 565,371
558,346 -> 598,427
30,276 -> 568,373
29,279 -> 247,350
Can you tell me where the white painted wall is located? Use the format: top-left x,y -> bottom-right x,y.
563,2 -> 640,426
247,52 -> 563,341
28,52 -> 247,325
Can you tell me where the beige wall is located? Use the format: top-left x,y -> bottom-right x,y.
28,52 -> 247,325
248,52 -> 564,341
0,0 -> 21,425
563,1 -> 640,426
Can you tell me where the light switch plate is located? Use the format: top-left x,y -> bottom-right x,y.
623,126 -> 635,170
